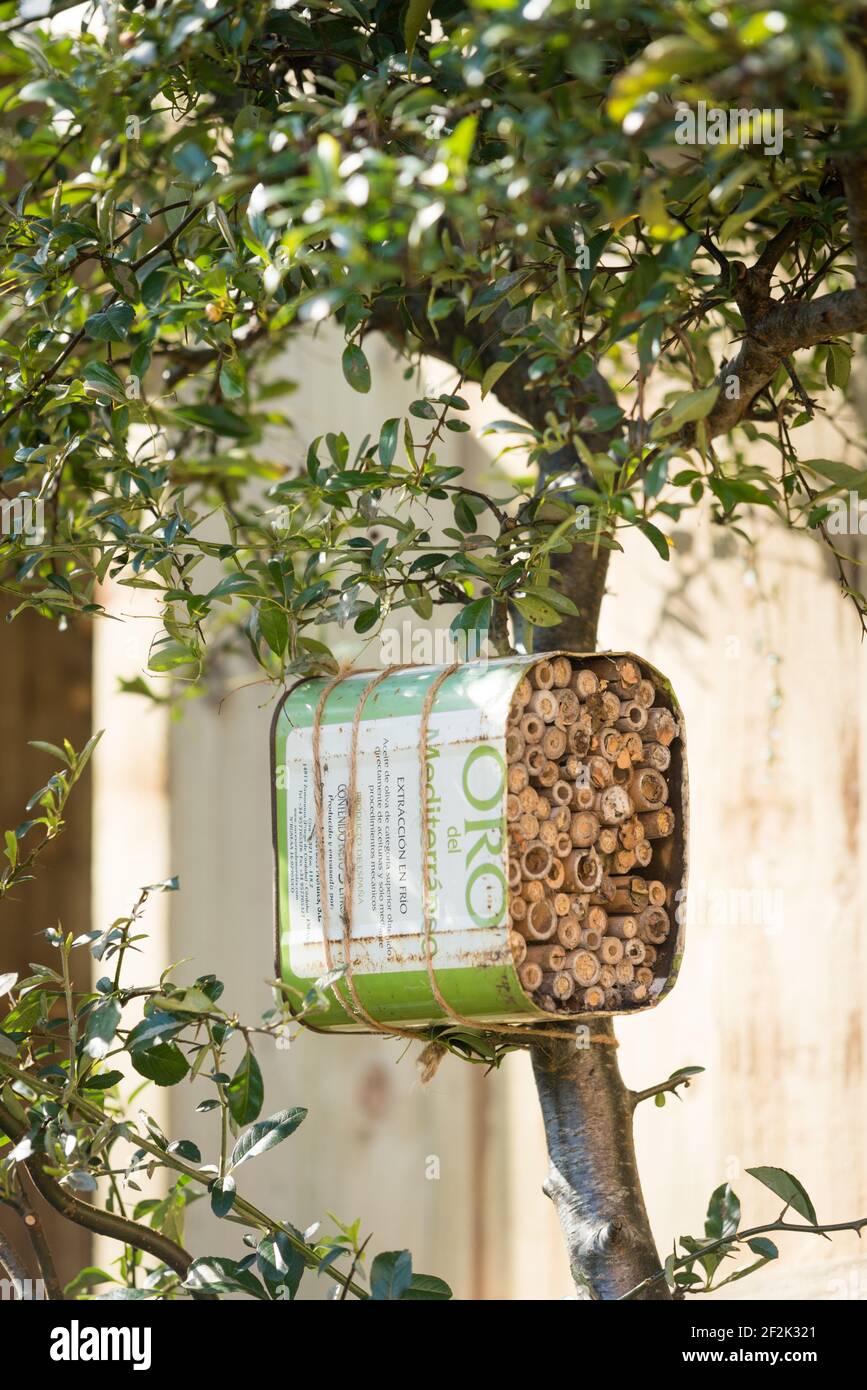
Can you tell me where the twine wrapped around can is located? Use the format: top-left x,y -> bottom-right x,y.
270,652 -> 688,1041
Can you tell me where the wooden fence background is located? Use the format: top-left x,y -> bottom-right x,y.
150,335 -> 866,1298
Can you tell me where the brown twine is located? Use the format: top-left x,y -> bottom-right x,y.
418,663 -> 495,1033
311,667 -> 421,1044
303,664 -> 618,1070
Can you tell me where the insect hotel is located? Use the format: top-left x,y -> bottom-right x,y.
271,653 -> 687,1031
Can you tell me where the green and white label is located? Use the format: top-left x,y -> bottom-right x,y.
273,661 -> 538,1027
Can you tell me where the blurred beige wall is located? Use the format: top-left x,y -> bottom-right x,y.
101,331 -> 867,1300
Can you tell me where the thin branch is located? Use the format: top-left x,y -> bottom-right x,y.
0,1062 -> 369,1299
0,1098 -> 195,1284
0,330 -> 85,430
620,1213 -> 867,1302
15,1170 -> 63,1300
754,217 -> 808,280
699,155 -> 867,444
630,1068 -> 702,1109
0,1227 -> 30,1294
780,357 -> 816,417
337,1233 -> 371,1301
790,459 -> 867,638
130,204 -> 204,273
671,213 -> 730,280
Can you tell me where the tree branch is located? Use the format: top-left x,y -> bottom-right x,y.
15,1169 -> 64,1300
0,1062 -> 369,1299
702,155 -> 867,442
630,1066 -> 703,1110
0,1098 -> 195,1285
620,1213 -> 867,1302
0,1226 -> 30,1294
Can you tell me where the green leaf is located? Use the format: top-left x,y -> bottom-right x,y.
19,78 -> 80,107
453,494 -> 477,533
520,585 -> 579,618
208,572 -> 258,601
370,1249 -> 413,1300
83,998 -> 121,1061
219,357 -> 245,399
645,450 -> 669,498
258,600 -> 289,656
167,1139 -> 201,1164
481,359 -> 512,398
427,296 -> 457,321
342,342 -> 371,393
81,1069 -> 124,1091
183,1257 -> 269,1299
354,602 -> 381,634
82,362 -> 128,402
705,1183 -> 741,1241
404,0 -> 432,58
512,593 -> 562,627
66,1170 -> 98,1193
801,458 -> 866,489
147,641 -> 197,673
719,185 -> 782,244
172,142 -> 216,184
746,1167 -> 818,1225
468,271 -> 528,321
708,477 -> 776,514
378,418 -> 399,469
28,740 -> 70,764
170,403 -> 252,438
450,596 -> 491,637
747,1236 -> 779,1260
639,520 -> 671,561
131,1040 -> 190,1087
210,1175 -> 236,1218
230,1107 -> 307,1171
650,386 -> 719,440
148,987 -> 212,1017
257,1231 -> 305,1300
63,1267 -> 118,1298
84,303 -> 135,343
400,1272 -> 453,1300
227,1048 -> 264,1125
827,343 -> 852,391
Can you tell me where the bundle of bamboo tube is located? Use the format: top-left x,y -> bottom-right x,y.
507,654 -> 680,1015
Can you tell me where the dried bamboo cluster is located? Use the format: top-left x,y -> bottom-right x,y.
506,654 -> 680,1015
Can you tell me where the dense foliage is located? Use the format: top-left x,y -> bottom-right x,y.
2,0 -> 866,681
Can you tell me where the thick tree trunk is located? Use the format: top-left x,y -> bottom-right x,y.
530,546 -> 671,1301
531,1024 -> 669,1300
